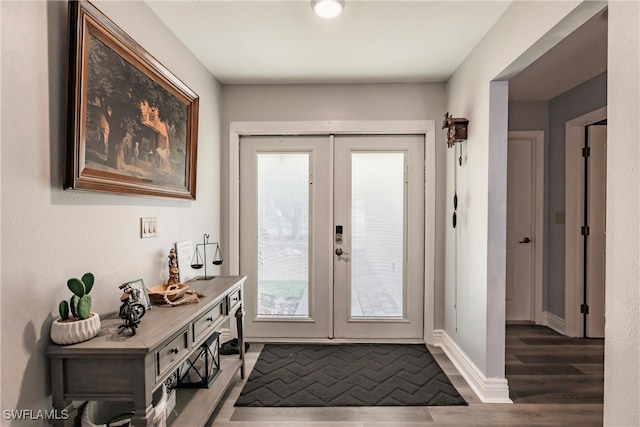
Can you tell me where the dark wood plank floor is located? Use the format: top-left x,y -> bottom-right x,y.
505,324 -> 604,404
205,326 -> 604,426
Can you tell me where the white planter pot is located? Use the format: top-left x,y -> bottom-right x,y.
50,313 -> 101,345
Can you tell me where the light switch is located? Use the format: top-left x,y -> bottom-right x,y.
141,217 -> 158,238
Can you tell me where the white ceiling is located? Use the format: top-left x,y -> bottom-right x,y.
145,1 -> 607,100
145,0 -> 512,84
509,9 -> 607,101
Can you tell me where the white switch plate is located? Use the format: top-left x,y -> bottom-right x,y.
141,217 -> 158,238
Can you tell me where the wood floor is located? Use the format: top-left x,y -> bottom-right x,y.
506,324 -> 604,404
205,325 -> 604,426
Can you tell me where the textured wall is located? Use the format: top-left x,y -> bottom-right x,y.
603,1 -> 640,425
0,1 -> 221,421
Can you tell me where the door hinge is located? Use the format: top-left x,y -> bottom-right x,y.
582,147 -> 591,157
580,304 -> 589,314
581,226 -> 590,236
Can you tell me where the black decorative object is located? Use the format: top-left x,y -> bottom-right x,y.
117,282 -> 146,336
190,234 -> 224,280
453,192 -> 458,229
443,112 -> 467,230
177,332 -> 221,388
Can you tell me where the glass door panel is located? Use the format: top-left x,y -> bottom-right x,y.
257,153 -> 309,317
351,153 -> 405,318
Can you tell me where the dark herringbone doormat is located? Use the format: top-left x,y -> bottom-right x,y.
234,343 -> 467,407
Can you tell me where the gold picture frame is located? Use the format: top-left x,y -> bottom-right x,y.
65,1 -> 199,199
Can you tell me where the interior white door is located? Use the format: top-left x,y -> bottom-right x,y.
506,135 -> 535,321
586,125 -> 606,338
239,136 -> 332,338
333,135 -> 424,339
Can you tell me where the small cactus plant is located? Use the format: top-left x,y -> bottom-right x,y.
59,273 -> 94,321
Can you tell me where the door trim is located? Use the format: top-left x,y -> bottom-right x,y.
228,120 -> 436,342
507,131 -> 545,324
564,107 -> 607,337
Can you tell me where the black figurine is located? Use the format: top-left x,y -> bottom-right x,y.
117,283 -> 146,336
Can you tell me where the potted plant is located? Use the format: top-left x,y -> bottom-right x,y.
50,272 -> 101,345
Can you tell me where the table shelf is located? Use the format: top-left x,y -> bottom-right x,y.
168,356 -> 243,427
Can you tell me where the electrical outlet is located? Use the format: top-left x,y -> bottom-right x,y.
141,217 -> 158,238
554,211 -> 565,225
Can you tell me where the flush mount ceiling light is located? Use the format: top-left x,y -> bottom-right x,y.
311,0 -> 345,19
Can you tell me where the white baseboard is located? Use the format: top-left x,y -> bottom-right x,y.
542,311 -> 566,335
433,329 -> 512,403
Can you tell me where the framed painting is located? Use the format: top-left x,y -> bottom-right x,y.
65,1 -> 199,199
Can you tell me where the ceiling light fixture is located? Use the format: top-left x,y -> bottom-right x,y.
311,0 -> 345,19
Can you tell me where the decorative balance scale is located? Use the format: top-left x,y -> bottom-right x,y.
147,234 -> 223,304
191,233 -> 224,280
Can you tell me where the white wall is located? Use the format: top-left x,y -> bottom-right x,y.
604,1 -> 640,425
444,0 -> 605,385
0,1 -> 221,421
221,83 -> 448,326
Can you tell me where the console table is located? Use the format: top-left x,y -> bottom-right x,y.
47,275 -> 246,427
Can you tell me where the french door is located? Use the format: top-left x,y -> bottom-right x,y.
239,134 -> 424,340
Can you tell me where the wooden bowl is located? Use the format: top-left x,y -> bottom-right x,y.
147,284 -> 189,304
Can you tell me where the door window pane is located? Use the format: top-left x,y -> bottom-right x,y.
257,153 -> 309,317
351,153 -> 404,318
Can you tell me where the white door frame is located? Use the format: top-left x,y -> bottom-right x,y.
507,131 -> 545,325
564,106 -> 607,337
228,120 -> 437,343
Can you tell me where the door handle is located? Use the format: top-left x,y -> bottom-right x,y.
519,237 -> 531,244
335,248 -> 350,256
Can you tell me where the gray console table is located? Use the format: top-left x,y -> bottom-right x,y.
47,275 -> 246,427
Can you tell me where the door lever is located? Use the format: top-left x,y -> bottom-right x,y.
519,237 -> 531,244
335,248 -> 350,256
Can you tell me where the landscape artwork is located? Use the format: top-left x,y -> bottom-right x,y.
66,1 -> 199,199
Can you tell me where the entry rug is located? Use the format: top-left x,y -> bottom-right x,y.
235,343 -> 467,407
